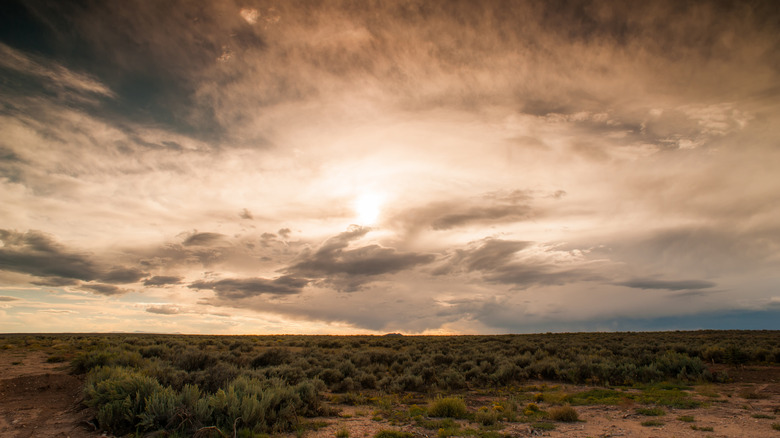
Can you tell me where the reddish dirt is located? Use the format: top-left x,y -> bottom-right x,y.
0,350 -> 100,438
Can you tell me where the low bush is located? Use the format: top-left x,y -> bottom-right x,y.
548,406 -> 579,422
428,397 -> 468,419
691,425 -> 714,431
475,407 -> 500,425
374,430 -> 414,438
636,407 -> 665,416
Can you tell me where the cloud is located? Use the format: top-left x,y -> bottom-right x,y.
0,229 -> 99,281
442,237 -> 600,289
1,0 -> 778,334
432,204 -> 534,230
79,283 -> 128,296
101,267 -> 148,284
397,191 -> 541,232
0,296 -> 19,302
286,226 -> 435,290
182,232 -> 226,246
485,265 -> 596,288
0,42 -> 115,99
450,239 -> 532,272
189,276 -> 308,299
30,277 -> 80,286
143,275 -> 183,286
146,304 -> 181,315
0,230 -> 153,286
610,226 -> 778,277
616,278 -> 717,291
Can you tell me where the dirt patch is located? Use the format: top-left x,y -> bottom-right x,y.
0,350 -> 99,438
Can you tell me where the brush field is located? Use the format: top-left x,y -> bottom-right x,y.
1,330 -> 778,437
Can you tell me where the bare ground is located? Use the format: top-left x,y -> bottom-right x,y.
1,349 -> 778,437
0,350 -> 99,438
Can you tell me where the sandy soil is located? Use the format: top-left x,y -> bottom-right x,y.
1,349 -> 778,438
0,350 -> 100,438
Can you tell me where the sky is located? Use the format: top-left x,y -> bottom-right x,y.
0,0 -> 779,334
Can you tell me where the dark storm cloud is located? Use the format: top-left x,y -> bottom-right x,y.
0,0 -> 268,135
452,239 -> 532,272
182,232 -> 226,246
143,276 -> 183,287
286,226 -> 435,291
101,267 -> 148,284
79,283 -> 128,296
146,304 -> 181,315
189,276 -> 308,299
0,230 -> 154,287
443,237 -> 599,289
0,229 -> 99,281
0,296 -> 19,302
240,208 -> 253,220
616,278 -> 717,291
4,0 -> 777,137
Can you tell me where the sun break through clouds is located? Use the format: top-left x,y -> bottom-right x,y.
1,0 -> 779,334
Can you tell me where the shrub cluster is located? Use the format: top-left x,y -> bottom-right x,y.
1,330 -> 776,436
83,366 -> 322,435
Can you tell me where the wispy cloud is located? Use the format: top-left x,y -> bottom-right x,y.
1,0 -> 778,333
616,279 -> 717,291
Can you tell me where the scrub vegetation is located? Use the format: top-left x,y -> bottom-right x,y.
1,330 -> 778,436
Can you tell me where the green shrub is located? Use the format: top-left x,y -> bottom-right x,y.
438,369 -> 467,390
531,422 -> 556,430
83,366 -> 166,434
751,413 -> 775,419
772,423 -> 780,431
636,407 -> 665,416
251,348 -> 292,368
46,354 -> 67,363
335,428 -> 350,438
138,386 -> 179,430
374,430 -> 414,438
72,350 -> 116,374
475,407 -> 499,425
175,349 -> 215,372
641,420 -> 664,427
548,406 -> 579,422
428,397 -> 468,419
677,415 -> 695,422
691,425 -> 714,431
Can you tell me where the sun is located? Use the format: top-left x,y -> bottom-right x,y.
353,192 -> 384,225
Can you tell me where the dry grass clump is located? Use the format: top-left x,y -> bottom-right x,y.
428,396 -> 468,419
548,405 -> 579,422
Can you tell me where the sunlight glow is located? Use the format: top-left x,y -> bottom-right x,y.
353,192 -> 384,225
